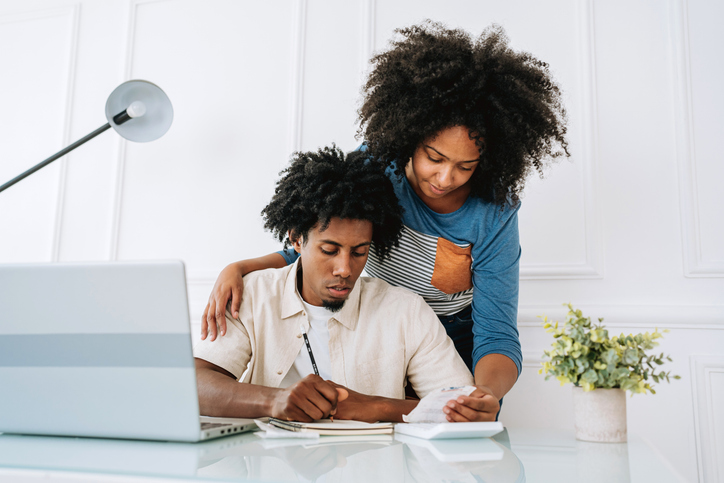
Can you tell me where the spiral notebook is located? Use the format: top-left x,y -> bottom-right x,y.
268,419 -> 393,435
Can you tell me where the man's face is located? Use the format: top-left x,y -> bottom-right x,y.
292,217 -> 373,312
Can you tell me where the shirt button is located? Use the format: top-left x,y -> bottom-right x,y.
277,370 -> 283,375
296,333 -> 302,338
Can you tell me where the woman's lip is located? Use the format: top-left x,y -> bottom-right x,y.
428,183 -> 448,195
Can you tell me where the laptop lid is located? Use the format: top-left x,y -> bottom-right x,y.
0,261 -> 202,442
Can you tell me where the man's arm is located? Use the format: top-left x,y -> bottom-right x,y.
195,358 -> 341,422
326,382 -> 419,423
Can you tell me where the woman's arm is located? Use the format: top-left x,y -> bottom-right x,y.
469,203 -> 523,400
201,252 -> 289,340
473,354 -> 519,400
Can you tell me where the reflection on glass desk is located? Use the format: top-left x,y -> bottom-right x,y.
0,428 -> 680,483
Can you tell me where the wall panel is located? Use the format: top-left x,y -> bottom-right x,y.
0,7 -> 77,263
691,355 -> 724,483
114,0 -> 294,282
672,0 -> 724,277
299,0 -> 365,152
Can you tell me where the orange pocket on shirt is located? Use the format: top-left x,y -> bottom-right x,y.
430,238 -> 473,295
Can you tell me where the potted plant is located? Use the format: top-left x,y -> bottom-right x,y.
539,304 -> 679,443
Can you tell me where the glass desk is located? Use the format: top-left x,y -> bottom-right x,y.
0,428 -> 679,483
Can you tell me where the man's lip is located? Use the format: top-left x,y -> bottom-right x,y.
327,285 -> 351,296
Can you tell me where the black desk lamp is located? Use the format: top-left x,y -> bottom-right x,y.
0,80 -> 173,194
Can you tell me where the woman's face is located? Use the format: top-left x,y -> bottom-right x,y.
405,126 -> 481,204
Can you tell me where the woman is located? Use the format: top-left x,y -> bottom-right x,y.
201,22 -> 568,414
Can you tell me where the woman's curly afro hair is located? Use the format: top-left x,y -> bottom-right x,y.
358,21 -> 569,206
262,145 -> 403,259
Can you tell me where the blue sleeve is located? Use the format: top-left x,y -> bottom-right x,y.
470,203 -> 522,376
277,248 -> 300,265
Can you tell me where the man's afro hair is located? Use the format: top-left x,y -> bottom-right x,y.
262,145 -> 403,259
358,21 -> 569,206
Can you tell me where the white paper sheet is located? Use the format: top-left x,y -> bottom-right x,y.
402,386 -> 477,423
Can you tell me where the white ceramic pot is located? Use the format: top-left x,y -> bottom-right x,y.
572,386 -> 627,443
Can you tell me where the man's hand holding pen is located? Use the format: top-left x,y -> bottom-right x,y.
270,374 -> 349,422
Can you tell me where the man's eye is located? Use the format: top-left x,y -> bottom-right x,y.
352,251 -> 367,258
321,248 -> 336,255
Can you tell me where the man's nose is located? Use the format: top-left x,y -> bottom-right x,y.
332,253 -> 351,278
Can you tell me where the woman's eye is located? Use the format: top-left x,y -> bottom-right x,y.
459,166 -> 473,172
427,156 -> 442,163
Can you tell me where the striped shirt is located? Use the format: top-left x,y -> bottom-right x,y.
365,225 -> 473,316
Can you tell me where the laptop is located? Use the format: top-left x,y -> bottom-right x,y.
0,261 -> 256,442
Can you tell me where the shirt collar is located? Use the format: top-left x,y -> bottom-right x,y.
281,258 -> 360,331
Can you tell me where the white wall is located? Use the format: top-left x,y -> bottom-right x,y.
0,0 -> 721,481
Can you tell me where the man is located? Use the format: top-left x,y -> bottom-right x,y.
194,146 -> 498,422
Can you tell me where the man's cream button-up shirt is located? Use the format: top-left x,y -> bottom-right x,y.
194,259 -> 473,399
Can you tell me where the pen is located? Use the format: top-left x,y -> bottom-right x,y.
300,323 -> 335,421
300,324 -> 319,376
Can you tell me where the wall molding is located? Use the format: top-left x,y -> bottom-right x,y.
51,4 -> 80,263
518,304 -> 724,330
520,0 -> 604,281
186,274 -> 219,285
109,0 -> 168,260
690,355 -> 724,483
0,6 -> 80,263
522,351 -> 543,368
670,0 -> 724,278
287,0 -> 307,156
360,0 -> 375,74
108,0 -> 140,260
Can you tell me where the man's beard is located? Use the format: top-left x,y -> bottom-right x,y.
322,299 -> 345,312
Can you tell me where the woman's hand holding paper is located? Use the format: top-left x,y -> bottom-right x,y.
442,385 -> 500,422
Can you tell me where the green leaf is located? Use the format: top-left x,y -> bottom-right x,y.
581,369 -> 598,384
623,348 -> 640,365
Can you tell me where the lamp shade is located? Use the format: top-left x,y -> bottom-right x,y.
105,80 -> 173,142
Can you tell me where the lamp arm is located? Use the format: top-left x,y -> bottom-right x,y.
0,122 -> 112,194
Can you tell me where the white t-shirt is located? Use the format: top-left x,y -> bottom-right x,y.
279,301 -> 334,388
